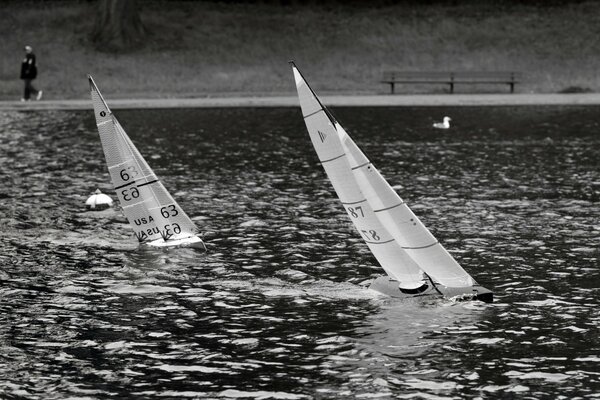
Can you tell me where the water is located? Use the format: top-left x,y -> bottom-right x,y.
0,106 -> 598,399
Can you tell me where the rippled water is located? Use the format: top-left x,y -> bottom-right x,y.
0,106 -> 598,399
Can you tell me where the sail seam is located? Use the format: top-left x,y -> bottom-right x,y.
402,241 -> 439,250
320,153 -> 346,164
303,109 -> 322,119
365,238 -> 395,245
351,162 -> 370,170
97,120 -> 111,127
373,202 -> 405,213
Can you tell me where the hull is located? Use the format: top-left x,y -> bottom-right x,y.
146,235 -> 206,251
369,276 -> 493,303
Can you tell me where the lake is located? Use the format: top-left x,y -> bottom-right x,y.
0,105 -> 598,399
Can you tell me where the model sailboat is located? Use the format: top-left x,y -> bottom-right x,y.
291,63 -> 492,302
89,76 -> 206,250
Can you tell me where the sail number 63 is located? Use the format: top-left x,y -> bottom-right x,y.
161,204 -> 179,218
121,187 -> 139,201
164,223 -> 181,236
119,166 -> 139,182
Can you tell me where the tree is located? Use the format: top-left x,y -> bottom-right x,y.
91,0 -> 147,52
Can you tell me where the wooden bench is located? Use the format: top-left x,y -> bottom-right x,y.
381,71 -> 520,94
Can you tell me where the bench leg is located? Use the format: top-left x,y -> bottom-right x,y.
390,82 -> 395,94
510,83 -> 514,93
450,82 -> 454,94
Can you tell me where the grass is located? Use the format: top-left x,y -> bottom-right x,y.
1,1 -> 600,100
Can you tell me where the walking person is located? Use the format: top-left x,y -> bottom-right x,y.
20,45 -> 42,101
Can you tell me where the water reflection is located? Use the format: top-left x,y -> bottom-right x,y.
0,106 -> 598,398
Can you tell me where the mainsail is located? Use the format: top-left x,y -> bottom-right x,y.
89,76 -> 203,248
292,65 -> 425,288
292,63 -> 475,288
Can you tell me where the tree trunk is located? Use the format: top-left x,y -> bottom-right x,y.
91,0 -> 146,52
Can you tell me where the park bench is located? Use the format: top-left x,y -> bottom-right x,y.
381,71 -> 521,94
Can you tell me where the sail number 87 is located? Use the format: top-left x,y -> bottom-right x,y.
347,206 -> 364,218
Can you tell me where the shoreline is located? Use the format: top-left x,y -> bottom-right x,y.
2,93 -> 600,111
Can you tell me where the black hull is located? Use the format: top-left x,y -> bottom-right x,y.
369,276 -> 493,303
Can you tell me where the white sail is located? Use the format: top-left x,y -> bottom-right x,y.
292,65 -> 425,287
337,124 -> 475,288
89,76 -> 203,248
292,63 -> 475,288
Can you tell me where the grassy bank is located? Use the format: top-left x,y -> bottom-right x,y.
1,1 -> 600,100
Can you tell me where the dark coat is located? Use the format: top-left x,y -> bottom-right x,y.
20,53 -> 37,80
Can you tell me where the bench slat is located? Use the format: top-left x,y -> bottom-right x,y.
381,71 -> 520,94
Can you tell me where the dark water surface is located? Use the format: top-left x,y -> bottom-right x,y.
0,106 -> 598,399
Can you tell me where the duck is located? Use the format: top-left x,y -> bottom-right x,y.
433,116 -> 451,129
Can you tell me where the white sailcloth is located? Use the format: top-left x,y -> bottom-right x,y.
337,124 -> 474,287
292,64 -> 475,288
292,66 -> 425,288
89,76 -> 201,246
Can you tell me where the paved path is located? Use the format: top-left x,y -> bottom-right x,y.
2,93 -> 600,110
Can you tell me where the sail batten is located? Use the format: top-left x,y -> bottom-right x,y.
351,162 -> 371,171
341,199 -> 367,205
402,242 -> 438,250
303,109 -> 323,119
374,202 -> 405,213
320,153 -> 346,164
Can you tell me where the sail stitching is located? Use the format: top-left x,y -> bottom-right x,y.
373,202 -> 405,213
320,153 -> 346,164
97,120 -> 111,127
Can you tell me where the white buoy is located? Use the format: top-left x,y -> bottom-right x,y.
433,116 -> 451,129
85,189 -> 113,210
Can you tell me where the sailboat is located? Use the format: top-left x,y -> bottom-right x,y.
89,76 -> 206,250
290,62 -> 492,302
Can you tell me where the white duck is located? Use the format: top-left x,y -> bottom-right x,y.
433,116 -> 451,129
